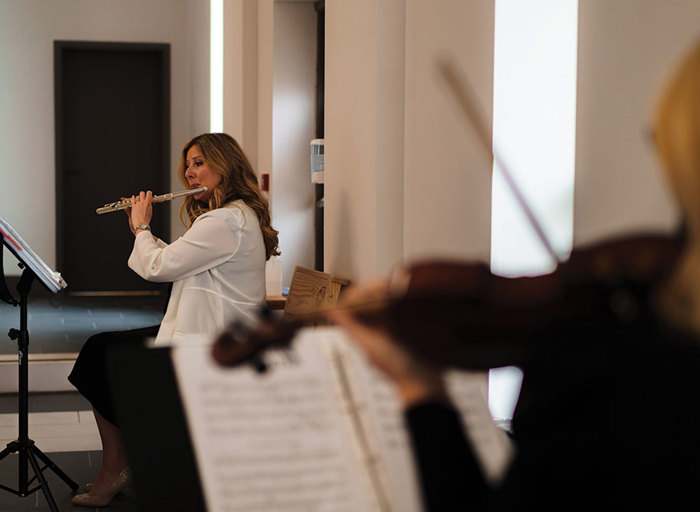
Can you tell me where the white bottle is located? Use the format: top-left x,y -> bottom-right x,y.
265,256 -> 283,295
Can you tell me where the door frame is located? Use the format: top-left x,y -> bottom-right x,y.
53,41 -> 170,282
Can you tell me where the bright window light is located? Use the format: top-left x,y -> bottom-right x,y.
210,0 -> 224,133
489,0 -> 579,422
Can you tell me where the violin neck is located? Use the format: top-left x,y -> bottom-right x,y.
285,297 -> 392,328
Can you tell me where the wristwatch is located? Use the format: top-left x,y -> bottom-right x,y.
134,224 -> 151,232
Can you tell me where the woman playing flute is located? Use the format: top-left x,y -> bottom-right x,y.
68,133 -> 279,507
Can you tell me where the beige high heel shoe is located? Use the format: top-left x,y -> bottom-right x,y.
71,468 -> 131,507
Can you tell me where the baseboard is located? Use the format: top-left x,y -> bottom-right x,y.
0,353 -> 78,393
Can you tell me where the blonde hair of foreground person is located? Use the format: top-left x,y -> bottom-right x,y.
177,133 -> 280,260
655,40 -> 700,332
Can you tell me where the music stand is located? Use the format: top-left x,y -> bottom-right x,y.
0,217 -> 78,511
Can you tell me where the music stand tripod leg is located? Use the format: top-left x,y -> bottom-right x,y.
26,446 -> 59,512
0,268 -> 79,506
31,444 -> 79,491
0,441 -> 19,461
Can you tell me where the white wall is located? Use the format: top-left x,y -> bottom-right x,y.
189,0 -> 212,141
223,0 -> 259,168
0,0 -> 492,286
325,0 -> 494,282
324,0 -> 700,282
257,0 -> 275,194
0,0 -> 208,275
5,0 -> 698,286
403,0 -> 494,265
574,0 -> 700,245
272,1 -> 317,286
324,0 -> 404,281
221,0 -> 315,286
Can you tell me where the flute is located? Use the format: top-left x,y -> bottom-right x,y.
96,187 -> 208,215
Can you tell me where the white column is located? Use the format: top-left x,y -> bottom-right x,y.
324,0 -> 406,281
403,0 -> 495,265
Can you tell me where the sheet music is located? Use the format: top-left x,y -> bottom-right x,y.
173,327 -> 515,512
172,332 -> 377,512
328,328 -> 514,495
0,216 -> 66,293
444,370 -> 514,484
325,343 -> 394,512
324,330 -> 424,512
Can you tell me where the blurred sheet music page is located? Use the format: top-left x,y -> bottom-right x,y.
171,327 -> 513,511
172,329 -> 380,511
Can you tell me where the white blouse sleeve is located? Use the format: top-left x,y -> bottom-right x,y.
128,210 -> 242,282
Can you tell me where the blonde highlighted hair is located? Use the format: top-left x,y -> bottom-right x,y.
654,40 -> 700,331
178,133 -> 280,260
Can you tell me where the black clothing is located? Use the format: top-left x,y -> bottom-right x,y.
405,282 -> 700,510
406,402 -> 486,511
68,325 -> 159,426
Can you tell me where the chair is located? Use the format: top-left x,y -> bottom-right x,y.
282,266 -> 351,322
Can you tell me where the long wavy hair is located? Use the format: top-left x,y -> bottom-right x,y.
654,40 -> 700,331
178,133 -> 280,260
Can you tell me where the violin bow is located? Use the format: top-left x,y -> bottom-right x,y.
438,57 -> 560,266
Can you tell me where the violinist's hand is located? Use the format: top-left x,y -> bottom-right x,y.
327,280 -> 448,407
129,191 -> 153,234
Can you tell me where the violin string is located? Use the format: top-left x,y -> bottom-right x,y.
437,57 -> 560,265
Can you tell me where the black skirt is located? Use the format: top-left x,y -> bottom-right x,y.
67,325 -> 160,426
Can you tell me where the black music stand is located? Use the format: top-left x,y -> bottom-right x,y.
0,217 -> 78,511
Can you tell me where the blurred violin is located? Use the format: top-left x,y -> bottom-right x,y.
212,232 -> 682,371
211,59 -> 683,371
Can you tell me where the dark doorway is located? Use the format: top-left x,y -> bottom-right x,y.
55,42 -> 170,293
314,0 -> 325,271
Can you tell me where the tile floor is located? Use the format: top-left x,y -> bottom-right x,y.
0,294 -> 166,355
0,392 -> 136,511
0,294 -> 165,511
0,450 -> 137,511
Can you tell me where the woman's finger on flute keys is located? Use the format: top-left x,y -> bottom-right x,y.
130,191 -> 153,228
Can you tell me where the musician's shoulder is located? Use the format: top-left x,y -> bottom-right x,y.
193,202 -> 251,230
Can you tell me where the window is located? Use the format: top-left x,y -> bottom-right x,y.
489,0 -> 579,422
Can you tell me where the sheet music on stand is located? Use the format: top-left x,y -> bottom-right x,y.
0,216 -> 66,294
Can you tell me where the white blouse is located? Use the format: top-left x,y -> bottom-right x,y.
128,200 -> 266,345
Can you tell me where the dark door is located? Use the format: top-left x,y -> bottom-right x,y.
314,1 -> 324,271
55,42 -> 170,293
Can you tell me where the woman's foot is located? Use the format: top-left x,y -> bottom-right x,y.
72,468 -> 131,507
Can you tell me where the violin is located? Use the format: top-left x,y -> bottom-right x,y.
211,232 -> 683,372
212,59 -> 683,372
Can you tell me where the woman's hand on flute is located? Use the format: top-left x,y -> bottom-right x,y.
129,191 -> 153,235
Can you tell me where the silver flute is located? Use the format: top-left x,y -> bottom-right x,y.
96,187 -> 208,215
